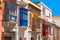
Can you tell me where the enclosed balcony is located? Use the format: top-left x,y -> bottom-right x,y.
29,12 -> 40,28
19,7 -> 28,27
32,18 -> 40,28
28,1 -> 41,16
3,2 -> 18,29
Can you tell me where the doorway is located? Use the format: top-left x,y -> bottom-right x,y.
37,34 -> 40,40
31,37 -> 34,40
4,37 -> 12,40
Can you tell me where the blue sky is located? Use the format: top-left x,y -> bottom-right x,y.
32,0 -> 60,16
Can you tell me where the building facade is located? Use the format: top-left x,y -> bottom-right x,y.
0,0 -> 60,40
24,1 -> 53,40
0,0 -> 5,40
52,16 -> 60,40
2,0 -> 17,40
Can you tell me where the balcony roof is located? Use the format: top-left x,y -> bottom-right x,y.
3,21 -> 16,29
40,2 -> 52,12
29,1 -> 41,10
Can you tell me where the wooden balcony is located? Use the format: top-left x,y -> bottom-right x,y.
32,17 -> 40,28
18,0 -> 27,7
29,13 -> 40,28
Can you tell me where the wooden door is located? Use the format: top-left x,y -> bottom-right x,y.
4,37 -> 12,40
31,37 -> 34,40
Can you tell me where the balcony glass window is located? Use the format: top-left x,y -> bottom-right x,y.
48,26 -> 51,35
23,14 -> 28,20
6,2 -> 17,22
33,18 -> 40,27
22,21 -> 28,26
6,2 -> 17,15
10,15 -> 16,22
10,10 -> 16,15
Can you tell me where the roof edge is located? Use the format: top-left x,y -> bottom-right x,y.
40,2 -> 52,12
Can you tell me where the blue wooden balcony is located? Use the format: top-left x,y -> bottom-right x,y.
19,7 -> 28,27
3,2 -> 18,28
5,2 -> 17,22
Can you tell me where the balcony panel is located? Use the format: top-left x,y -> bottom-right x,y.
19,27 -> 27,31
4,32 -> 13,37
6,14 -> 17,22
29,4 -> 41,16
32,18 -> 40,28
3,21 -> 16,29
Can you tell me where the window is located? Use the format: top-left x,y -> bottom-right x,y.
23,10 -> 27,14
6,2 -> 17,15
38,35 -> 40,40
48,26 -> 51,35
31,37 -> 34,40
22,21 -> 28,26
10,10 -> 17,15
49,13 -> 51,18
10,15 -> 16,22
33,18 -> 40,27
19,8 -> 28,26
20,7 -> 28,20
29,13 -> 32,25
46,13 -> 51,18
23,14 -> 28,20
43,8 -> 45,15
6,2 -> 17,22
54,28 -> 57,37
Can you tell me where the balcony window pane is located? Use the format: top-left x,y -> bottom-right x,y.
23,14 -> 28,20
19,8 -> 28,27
33,18 -> 40,27
6,2 -> 17,15
10,15 -> 16,22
